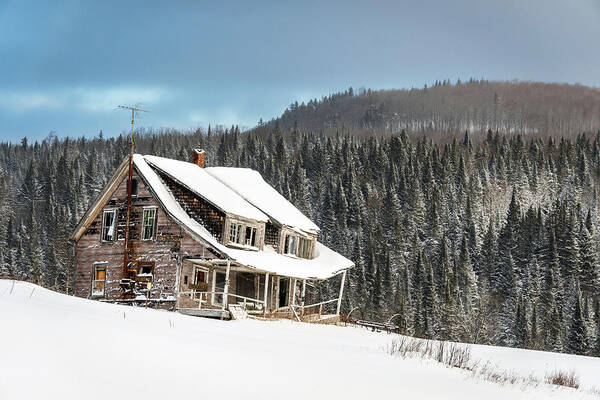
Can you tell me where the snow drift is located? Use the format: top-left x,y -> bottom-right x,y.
0,280 -> 598,400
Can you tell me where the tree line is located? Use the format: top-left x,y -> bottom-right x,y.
276,80 -> 600,139
0,122 -> 599,357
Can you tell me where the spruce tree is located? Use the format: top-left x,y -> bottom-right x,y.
566,286 -> 588,355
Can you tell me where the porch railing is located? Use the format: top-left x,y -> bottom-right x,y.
291,298 -> 339,318
176,291 -> 266,312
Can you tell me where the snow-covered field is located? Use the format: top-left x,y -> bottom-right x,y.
0,279 -> 598,400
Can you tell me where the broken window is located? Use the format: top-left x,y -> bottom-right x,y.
128,178 -> 139,197
245,226 -> 258,247
101,210 -> 116,242
284,235 -> 298,255
142,207 -> 157,240
92,264 -> 107,296
138,264 -> 153,276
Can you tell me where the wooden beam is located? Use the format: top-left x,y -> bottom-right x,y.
336,270 -> 347,316
263,273 -> 269,317
301,279 -> 306,316
211,269 -> 217,305
222,260 -> 231,311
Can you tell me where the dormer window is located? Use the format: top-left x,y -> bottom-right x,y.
298,238 -> 312,259
245,226 -> 257,247
284,235 -> 297,255
284,234 -> 312,259
229,223 -> 243,244
228,221 -> 259,248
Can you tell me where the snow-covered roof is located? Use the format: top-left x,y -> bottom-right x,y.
133,155 -> 352,280
221,242 -> 353,280
205,167 -> 320,235
133,155 -> 228,253
144,155 -> 268,222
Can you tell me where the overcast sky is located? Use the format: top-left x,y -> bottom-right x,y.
1,0 -> 599,142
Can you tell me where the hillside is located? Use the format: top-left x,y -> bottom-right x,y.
2,120 -> 600,360
0,279 -> 599,399
270,80 -> 600,138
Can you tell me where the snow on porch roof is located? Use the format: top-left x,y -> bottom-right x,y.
221,242 -> 353,280
205,167 -> 320,235
143,155 -> 268,222
133,155 -> 352,280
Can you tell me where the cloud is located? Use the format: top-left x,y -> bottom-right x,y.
0,86 -> 168,114
0,92 -> 62,112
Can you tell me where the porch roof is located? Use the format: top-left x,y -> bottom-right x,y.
190,242 -> 352,280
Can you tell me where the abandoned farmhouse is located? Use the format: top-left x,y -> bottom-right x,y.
70,150 -> 354,321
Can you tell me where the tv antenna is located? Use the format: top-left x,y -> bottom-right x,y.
117,104 -> 149,278
118,105 -> 149,156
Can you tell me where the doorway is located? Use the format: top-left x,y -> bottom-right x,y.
214,271 -> 226,305
278,277 -> 289,308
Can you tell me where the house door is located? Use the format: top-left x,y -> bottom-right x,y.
214,272 -> 226,305
278,277 -> 289,308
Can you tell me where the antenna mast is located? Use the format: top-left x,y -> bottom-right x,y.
117,105 -> 148,280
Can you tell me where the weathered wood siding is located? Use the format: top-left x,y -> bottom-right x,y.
74,168 -> 217,300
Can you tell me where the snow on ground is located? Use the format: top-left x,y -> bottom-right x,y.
0,279 -> 598,400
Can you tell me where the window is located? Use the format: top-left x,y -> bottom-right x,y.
128,178 -> 138,197
229,222 -> 260,247
142,208 -> 157,240
235,224 -> 242,243
284,235 -> 312,258
298,238 -> 312,259
229,224 -> 239,243
194,268 -> 207,284
245,226 -> 257,247
138,264 -> 153,276
92,264 -> 107,296
102,210 -> 116,242
228,223 -> 245,245
192,267 -> 208,301
284,235 -> 298,255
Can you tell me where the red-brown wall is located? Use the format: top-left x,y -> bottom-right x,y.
74,168 -> 217,300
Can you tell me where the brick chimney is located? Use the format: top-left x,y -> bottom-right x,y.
192,149 -> 205,168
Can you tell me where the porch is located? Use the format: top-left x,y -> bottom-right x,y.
176,258 -> 346,322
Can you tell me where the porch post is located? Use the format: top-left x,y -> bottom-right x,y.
291,279 -> 297,308
263,272 -> 269,317
211,269 -> 216,305
222,260 -> 231,311
336,270 -> 347,316
301,279 -> 306,316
